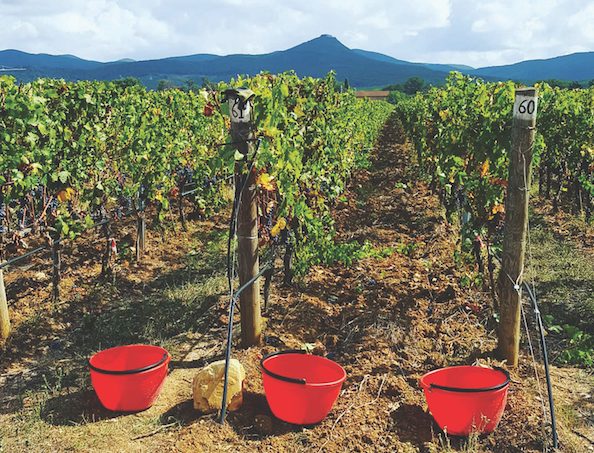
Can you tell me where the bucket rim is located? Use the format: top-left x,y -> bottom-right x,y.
89,344 -> 170,375
261,349 -> 347,387
420,365 -> 510,393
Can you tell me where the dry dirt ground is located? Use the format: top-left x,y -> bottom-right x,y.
1,118 -> 592,452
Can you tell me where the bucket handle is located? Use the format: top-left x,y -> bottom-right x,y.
260,349 -> 307,385
89,352 -> 169,375
428,367 -> 510,393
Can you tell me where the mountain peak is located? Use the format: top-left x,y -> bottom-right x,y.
289,34 -> 350,53
2,36 -> 592,88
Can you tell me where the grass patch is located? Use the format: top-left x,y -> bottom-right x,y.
322,240 -> 395,267
526,224 -> 594,366
0,225 -> 231,452
526,226 -> 594,329
76,228 -> 230,353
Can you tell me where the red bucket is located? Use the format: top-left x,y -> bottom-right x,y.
261,350 -> 346,425
420,366 -> 510,436
89,344 -> 170,412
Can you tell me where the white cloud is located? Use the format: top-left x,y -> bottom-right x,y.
0,0 -> 592,67
398,0 -> 594,66
568,3 -> 594,42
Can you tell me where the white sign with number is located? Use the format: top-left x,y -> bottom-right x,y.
513,95 -> 538,121
229,97 -> 252,123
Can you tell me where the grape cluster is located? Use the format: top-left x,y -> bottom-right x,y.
177,166 -> 194,184
115,195 -> 132,219
91,206 -> 109,223
17,208 -> 26,229
30,185 -> 44,200
203,176 -> 218,189
47,198 -> 58,212
265,206 -> 275,230
119,195 -> 134,212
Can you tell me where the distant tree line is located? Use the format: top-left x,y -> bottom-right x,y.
383,76 -> 427,95
382,76 -> 594,105
156,78 -> 206,91
121,75 -> 594,94
537,79 -> 594,89
113,77 -> 212,92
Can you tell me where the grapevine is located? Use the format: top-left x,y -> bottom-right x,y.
392,73 -> 594,272
0,72 -> 392,278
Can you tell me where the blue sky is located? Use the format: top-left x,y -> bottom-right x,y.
1,0 -> 593,67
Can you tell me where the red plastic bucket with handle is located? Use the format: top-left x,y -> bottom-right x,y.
261,350 -> 346,425
420,365 -> 510,436
89,344 -> 170,412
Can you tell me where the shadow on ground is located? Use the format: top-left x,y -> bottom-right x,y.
226,391 -> 303,440
390,403 -> 435,444
160,399 -> 204,426
40,390 -> 127,426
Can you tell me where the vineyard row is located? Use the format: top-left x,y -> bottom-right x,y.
0,73 -> 393,277
393,73 -> 594,270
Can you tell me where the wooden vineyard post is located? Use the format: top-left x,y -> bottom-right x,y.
237,148 -> 261,346
51,238 -> 62,302
225,88 -> 262,347
101,219 -> 112,277
136,192 -> 146,262
497,87 -> 538,367
0,269 -> 10,343
178,180 -> 187,232
136,213 -> 141,262
141,214 -> 146,252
